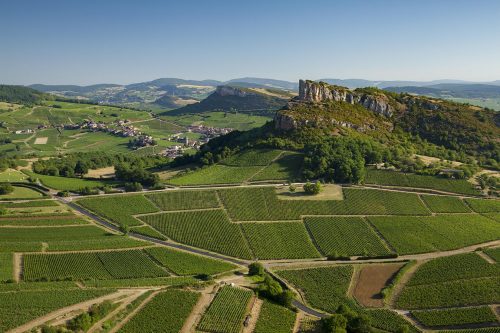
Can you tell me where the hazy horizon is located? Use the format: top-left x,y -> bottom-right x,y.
2,0 -> 500,85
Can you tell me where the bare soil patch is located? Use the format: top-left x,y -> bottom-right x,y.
34,137 -> 48,144
276,184 -> 343,201
85,166 -> 115,179
353,263 -> 404,308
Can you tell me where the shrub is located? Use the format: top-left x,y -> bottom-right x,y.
0,184 -> 14,195
303,181 -> 321,195
248,262 -> 265,276
124,182 -> 143,192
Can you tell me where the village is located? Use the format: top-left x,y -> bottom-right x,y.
11,118 -> 234,158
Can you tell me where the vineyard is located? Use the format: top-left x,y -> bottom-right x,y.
0,225 -> 147,252
0,215 -> 88,226
0,253 -> 12,282
485,247 -> 500,262
198,286 -> 253,333
277,265 -> 355,313
369,214 -> 500,255
363,309 -> 420,333
220,148 -> 283,166
139,210 -> 253,259
145,189 -> 219,211
406,253 -> 500,286
241,222 -> 321,259
420,195 -> 471,213
411,307 -> 497,327
365,169 -> 479,195
168,164 -> 263,185
23,250 -> 169,281
218,187 -> 430,221
305,216 -> 391,256
118,289 -> 200,333
254,300 -> 296,333
144,247 -> 236,275
78,194 -> 159,227
250,151 -> 303,181
465,198 -> 500,213
0,289 -> 114,332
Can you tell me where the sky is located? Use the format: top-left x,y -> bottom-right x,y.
1,0 -> 500,85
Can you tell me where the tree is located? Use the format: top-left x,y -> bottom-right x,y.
303,181 -> 321,195
75,160 -> 89,175
124,182 -> 143,192
0,183 -> 14,195
322,314 -> 347,333
248,262 -> 265,276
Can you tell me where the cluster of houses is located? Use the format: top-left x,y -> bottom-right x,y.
64,120 -> 142,137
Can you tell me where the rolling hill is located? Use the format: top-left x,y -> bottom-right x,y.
163,85 -> 294,116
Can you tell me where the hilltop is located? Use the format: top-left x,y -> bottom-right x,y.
163,85 -> 293,116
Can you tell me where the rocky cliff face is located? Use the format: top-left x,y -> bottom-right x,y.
297,80 -> 395,117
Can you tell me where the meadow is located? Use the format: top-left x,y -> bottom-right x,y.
23,170 -> 110,191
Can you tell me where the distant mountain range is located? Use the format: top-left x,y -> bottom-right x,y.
27,77 -> 500,111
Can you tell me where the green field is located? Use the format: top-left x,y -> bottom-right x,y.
0,253 -> 13,282
198,286 -> 253,333
0,186 -> 43,199
365,169 -> 479,195
406,253 -> 500,286
162,111 -> 270,131
0,200 -> 59,208
118,289 -> 200,333
220,149 -> 283,167
0,225 -> 147,252
144,247 -> 237,275
145,189 -> 219,210
411,307 -> 497,327
277,265 -> 354,313
250,152 -> 303,181
396,253 -> 500,309
484,247 -> 500,262
0,168 -> 27,182
364,309 -> 420,333
168,164 -> 263,185
420,195 -> 471,213
78,194 -> 159,227
241,222 -> 321,259
0,215 -> 88,226
218,187 -> 429,221
254,300 -> 296,333
23,250 -> 169,281
305,216 -> 391,257
0,289 -> 114,332
24,170 -> 110,191
140,210 -> 253,259
465,198 -> 500,213
369,214 -> 500,255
